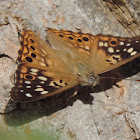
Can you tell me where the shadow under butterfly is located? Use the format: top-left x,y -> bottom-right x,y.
4,60 -> 140,126
4,28 -> 140,126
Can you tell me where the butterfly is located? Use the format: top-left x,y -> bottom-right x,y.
10,28 -> 140,102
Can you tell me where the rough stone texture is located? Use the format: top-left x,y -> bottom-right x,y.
0,0 -> 140,140
99,0 -> 140,36
0,57 -> 17,113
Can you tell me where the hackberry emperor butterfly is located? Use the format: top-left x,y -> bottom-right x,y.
10,28 -> 140,102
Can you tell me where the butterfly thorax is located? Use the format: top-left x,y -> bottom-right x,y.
71,60 -> 99,87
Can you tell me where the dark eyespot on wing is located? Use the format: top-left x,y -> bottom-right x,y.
26,57 -> 33,62
30,39 -> 35,43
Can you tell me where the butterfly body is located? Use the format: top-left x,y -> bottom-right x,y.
10,28 -> 140,102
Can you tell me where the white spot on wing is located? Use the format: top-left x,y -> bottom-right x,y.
40,63 -> 46,66
126,43 -> 131,46
26,86 -> 31,88
38,76 -> 47,81
127,48 -> 133,53
104,42 -> 108,47
108,47 -> 114,53
30,72 -> 37,75
25,93 -> 32,97
41,91 -> 48,94
99,42 -> 104,47
35,88 -> 44,91
113,55 -> 121,59
85,46 -> 90,50
31,68 -> 38,73
41,58 -> 44,62
25,81 -> 31,84
120,42 -> 124,45
130,51 -> 137,56
36,85 -> 41,88
123,48 -> 127,51
116,50 -> 120,52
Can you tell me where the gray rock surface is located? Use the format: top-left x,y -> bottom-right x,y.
0,0 -> 140,139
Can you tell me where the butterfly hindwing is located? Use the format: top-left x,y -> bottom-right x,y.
46,28 -> 96,75
90,35 -> 140,74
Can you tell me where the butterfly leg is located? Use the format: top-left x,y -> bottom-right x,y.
98,81 -> 110,98
114,83 -> 121,88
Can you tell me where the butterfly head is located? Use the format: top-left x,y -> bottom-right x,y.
81,73 -> 99,87
88,75 -> 99,87
88,74 -> 99,87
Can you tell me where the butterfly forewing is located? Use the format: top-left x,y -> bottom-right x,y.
10,29 -> 80,102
